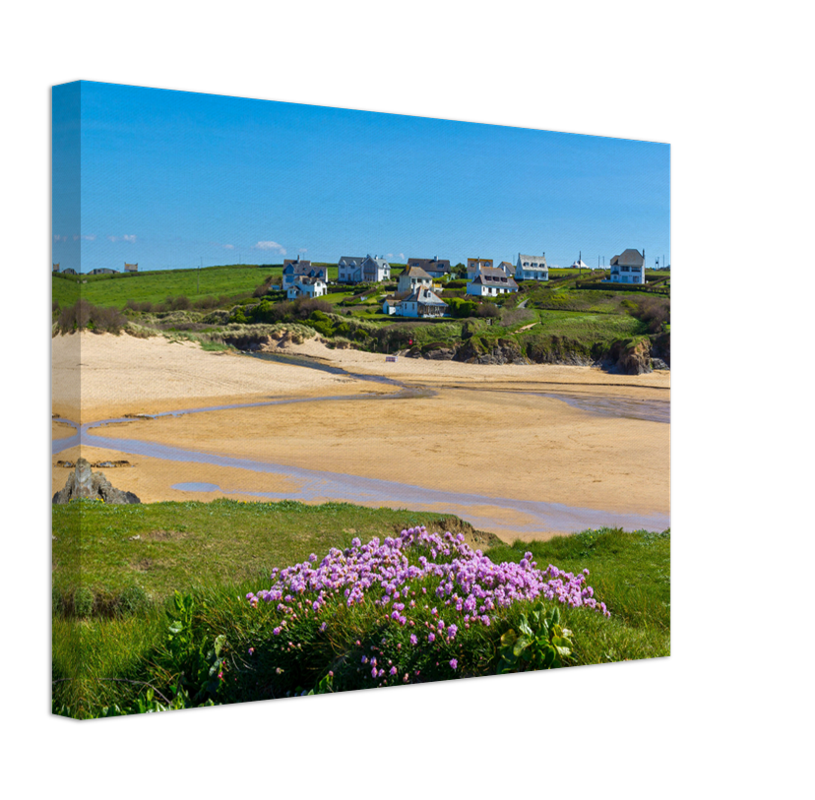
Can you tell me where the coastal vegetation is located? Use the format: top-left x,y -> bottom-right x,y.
52,499 -> 669,718
52,262 -> 670,373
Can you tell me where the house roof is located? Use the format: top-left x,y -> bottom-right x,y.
517,254 -> 547,266
471,271 -> 518,288
408,257 -> 450,272
405,287 -> 447,306
480,266 -> 515,281
610,249 -> 644,267
364,255 -> 390,267
401,266 -> 432,280
338,256 -> 365,265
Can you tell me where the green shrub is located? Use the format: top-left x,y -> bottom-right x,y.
447,297 -> 478,318
117,585 -> 151,617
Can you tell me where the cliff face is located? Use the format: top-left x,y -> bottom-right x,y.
405,334 -> 670,374
53,458 -> 141,504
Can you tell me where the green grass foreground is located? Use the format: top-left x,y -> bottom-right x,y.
52,500 -> 670,718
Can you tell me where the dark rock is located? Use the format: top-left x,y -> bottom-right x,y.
52,458 -> 141,504
651,357 -> 670,371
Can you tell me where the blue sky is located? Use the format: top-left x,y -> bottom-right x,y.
52,81 -> 670,272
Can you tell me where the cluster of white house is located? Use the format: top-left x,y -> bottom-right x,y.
281,249 -> 647,319
56,249 -> 647,322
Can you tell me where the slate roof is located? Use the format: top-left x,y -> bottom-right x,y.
471,272 -> 518,288
517,254 -> 547,267
408,257 -> 451,272
338,256 -> 365,266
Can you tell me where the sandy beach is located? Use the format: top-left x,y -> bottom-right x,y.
52,332 -> 670,541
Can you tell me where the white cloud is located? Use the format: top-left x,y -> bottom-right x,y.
298,247 -> 308,253
74,234 -> 96,241
223,244 -> 235,250
253,241 -> 287,255
108,235 -> 136,243
122,234 -> 136,243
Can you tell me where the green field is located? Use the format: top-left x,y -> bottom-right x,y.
52,265 -> 283,308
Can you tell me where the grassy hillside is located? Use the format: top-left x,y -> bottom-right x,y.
52,264 -> 283,308
52,263 -> 669,370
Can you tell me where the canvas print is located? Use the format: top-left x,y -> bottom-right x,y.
51,81 -> 670,719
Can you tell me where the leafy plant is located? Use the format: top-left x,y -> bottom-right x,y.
497,605 -> 574,672
164,591 -> 228,701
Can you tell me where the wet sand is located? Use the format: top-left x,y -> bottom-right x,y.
52,332 -> 670,541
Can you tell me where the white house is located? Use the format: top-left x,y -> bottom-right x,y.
361,255 -> 391,283
385,286 -> 448,318
467,267 -> 518,297
608,248 -> 645,284
515,253 -> 548,281
341,254 -> 391,283
286,276 -> 327,299
124,262 -> 138,273
466,258 -> 493,280
397,265 -> 433,293
283,257 -> 328,290
496,261 -> 514,278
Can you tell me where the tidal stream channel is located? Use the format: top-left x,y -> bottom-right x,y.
52,352 -> 670,537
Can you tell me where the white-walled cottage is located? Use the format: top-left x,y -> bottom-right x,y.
467,258 -> 493,280
515,253 -> 548,281
361,255 -> 391,283
608,249 -> 645,284
385,286 -> 448,318
397,265 -> 433,293
467,267 -> 518,297
340,254 -> 391,283
286,276 -> 327,299
283,257 -> 328,290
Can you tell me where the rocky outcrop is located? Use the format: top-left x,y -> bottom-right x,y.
600,338 -> 654,375
52,458 -> 141,504
453,337 -> 528,365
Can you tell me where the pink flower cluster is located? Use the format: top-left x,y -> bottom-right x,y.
245,527 -> 608,623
